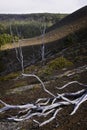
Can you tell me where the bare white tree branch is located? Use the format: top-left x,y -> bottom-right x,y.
0,81 -> 87,126
1,26 -> 86,127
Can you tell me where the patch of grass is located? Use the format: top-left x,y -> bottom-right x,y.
0,72 -> 19,81
25,65 -> 38,73
43,57 -> 73,75
14,81 -> 27,88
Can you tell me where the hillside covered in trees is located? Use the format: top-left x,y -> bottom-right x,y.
0,13 -> 67,47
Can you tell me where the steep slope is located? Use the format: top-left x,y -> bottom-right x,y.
0,7 -> 87,130
1,6 -> 87,50
17,6 -> 87,46
46,6 -> 87,32
0,6 -> 87,74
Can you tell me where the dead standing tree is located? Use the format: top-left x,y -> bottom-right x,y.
39,16 -> 46,65
0,26 -> 87,127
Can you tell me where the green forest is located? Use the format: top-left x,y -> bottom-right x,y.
0,13 -> 67,47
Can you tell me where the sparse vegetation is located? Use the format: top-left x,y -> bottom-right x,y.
14,81 -> 27,88
0,6 -> 87,130
43,57 -> 73,75
0,72 -> 19,81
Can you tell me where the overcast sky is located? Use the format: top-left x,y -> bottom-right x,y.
0,0 -> 87,14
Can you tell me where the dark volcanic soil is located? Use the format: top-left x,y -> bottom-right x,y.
0,66 -> 87,130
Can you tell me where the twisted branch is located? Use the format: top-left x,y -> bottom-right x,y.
0,81 -> 87,127
2,26 -> 86,127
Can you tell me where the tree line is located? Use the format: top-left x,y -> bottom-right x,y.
0,13 -> 67,46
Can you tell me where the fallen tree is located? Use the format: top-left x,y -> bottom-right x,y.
0,80 -> 87,127
0,26 -> 87,127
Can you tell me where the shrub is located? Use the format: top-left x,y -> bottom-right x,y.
0,33 -> 19,47
44,57 -> 73,75
49,57 -> 73,69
